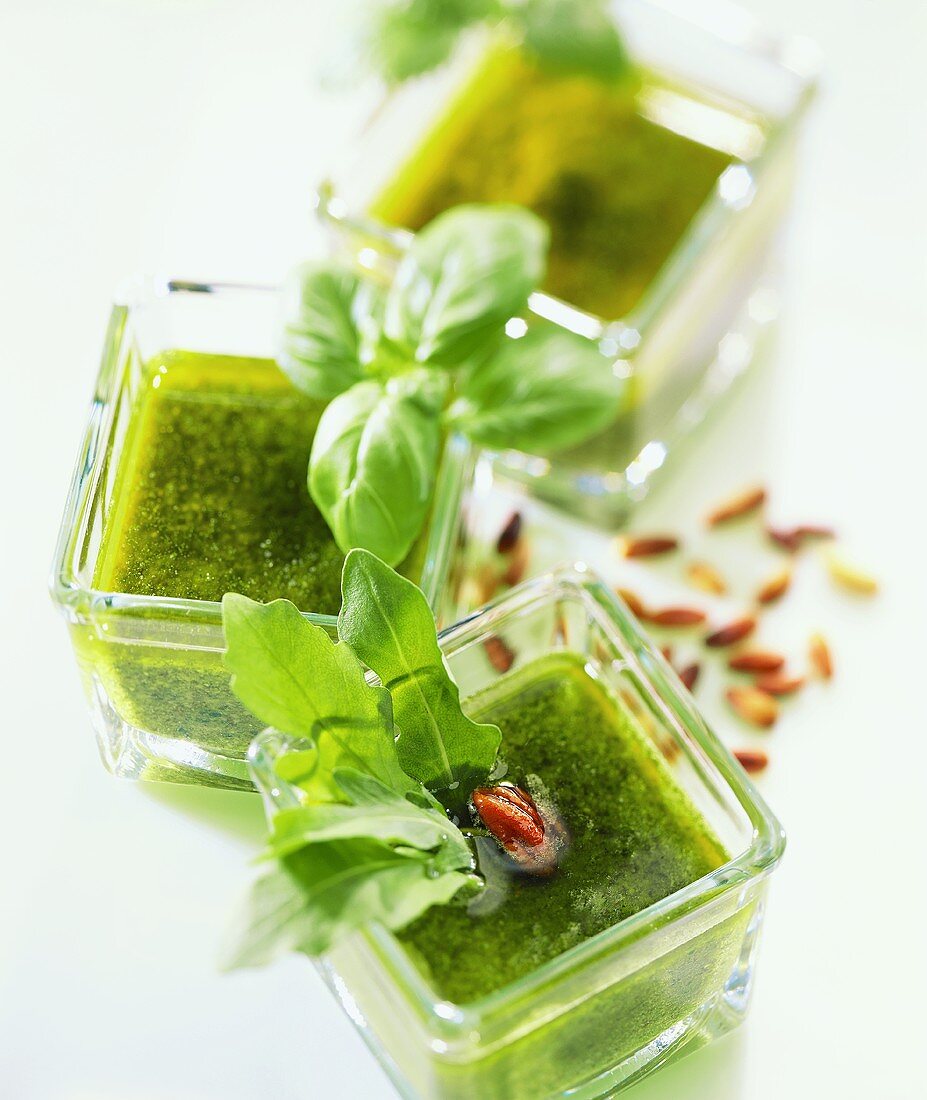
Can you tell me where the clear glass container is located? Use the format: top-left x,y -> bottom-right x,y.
316,0 -> 819,525
49,278 -> 474,789
250,563 -> 785,1098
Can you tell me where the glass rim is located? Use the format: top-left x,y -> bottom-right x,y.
250,561 -> 786,1036
314,0 -> 819,344
48,276 -> 471,629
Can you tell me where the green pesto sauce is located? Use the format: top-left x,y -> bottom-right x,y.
398,652 -> 726,1005
95,350 -> 344,611
83,349 -> 433,769
372,55 -> 732,321
95,350 -> 422,616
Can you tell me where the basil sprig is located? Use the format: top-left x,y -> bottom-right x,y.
221,549 -> 500,968
307,373 -> 445,569
279,204 -> 626,566
518,0 -> 629,80
358,0 -> 629,85
384,204 -> 546,366
364,0 -> 499,86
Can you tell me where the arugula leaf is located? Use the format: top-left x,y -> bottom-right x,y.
278,263 -> 380,401
339,549 -> 501,805
308,374 -> 442,566
222,838 -> 474,968
222,593 -> 416,800
516,0 -> 630,81
450,324 -> 626,453
384,204 -> 548,367
221,570 -> 488,968
264,768 -> 473,864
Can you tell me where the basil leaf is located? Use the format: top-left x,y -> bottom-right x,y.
278,263 -> 382,401
308,375 -> 441,566
363,0 -> 500,84
451,325 -> 626,453
222,593 -> 416,800
385,204 -> 548,367
356,0 -> 628,86
222,838 -> 473,967
365,3 -> 459,84
264,769 -> 473,863
339,549 -> 501,805
517,0 -> 630,81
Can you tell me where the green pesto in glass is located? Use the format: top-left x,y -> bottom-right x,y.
95,350 -> 427,613
83,349 -> 428,767
371,54 -> 732,321
398,652 -> 727,1005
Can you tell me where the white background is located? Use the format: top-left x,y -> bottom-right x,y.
1,1 -> 926,1097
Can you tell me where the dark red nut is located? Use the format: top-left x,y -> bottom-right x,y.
483,636 -> 515,672
496,512 -> 523,554
705,616 -> 756,648
677,662 -> 701,691
471,784 -> 565,877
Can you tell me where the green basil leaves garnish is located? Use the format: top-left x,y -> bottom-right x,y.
280,203 -> 626,566
450,325 -> 626,452
519,0 -> 630,81
222,591 -> 416,801
339,549 -> 500,805
309,376 -> 443,568
263,770 -> 473,860
363,0 -> 497,85
385,204 -> 547,366
355,0 -> 630,86
222,838 -> 474,969
221,550 -> 495,967
278,263 -> 379,401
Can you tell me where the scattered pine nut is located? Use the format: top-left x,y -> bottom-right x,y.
501,538 -> 531,587
483,636 -> 515,673
734,748 -> 769,774
660,645 -> 674,663
729,650 -> 786,673
616,588 -> 648,619
678,662 -> 700,692
646,606 -> 707,627
658,737 -> 682,764
617,535 -> 680,559
460,564 -> 500,609
795,524 -> 836,541
705,616 -> 756,648
754,672 -> 805,696
495,512 -> 523,555
767,526 -> 801,553
726,686 -> 778,728
809,633 -> 833,680
706,485 -> 766,526
686,560 -> 728,595
757,564 -> 792,605
824,549 -> 878,596
767,524 -> 835,553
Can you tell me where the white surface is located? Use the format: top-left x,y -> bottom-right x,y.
1,1 -> 925,1097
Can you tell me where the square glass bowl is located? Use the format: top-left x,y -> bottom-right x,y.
49,278 -> 474,790
249,563 -> 785,1098
316,0 -> 819,525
